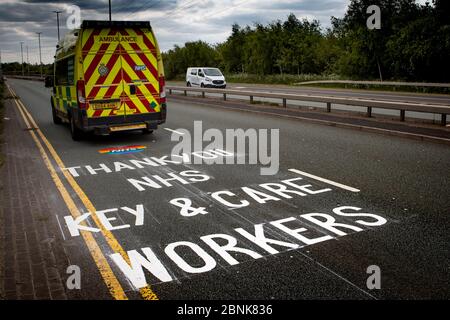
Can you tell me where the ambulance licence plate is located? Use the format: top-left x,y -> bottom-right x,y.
91,101 -> 119,110
109,124 -> 147,132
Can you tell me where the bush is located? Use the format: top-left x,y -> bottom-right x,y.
224,73 -> 341,85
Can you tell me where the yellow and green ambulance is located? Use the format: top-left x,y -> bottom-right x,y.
45,20 -> 167,140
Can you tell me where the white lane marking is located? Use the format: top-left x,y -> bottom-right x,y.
295,251 -> 377,299
164,128 -> 185,135
234,86 -> 247,89
289,168 -> 360,193
55,214 -> 67,241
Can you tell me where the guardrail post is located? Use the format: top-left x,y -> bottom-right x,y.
441,114 -> 447,126
400,110 -> 405,121
223,93 -> 227,101
184,90 -> 187,96
283,98 -> 287,108
326,102 -> 331,113
250,96 -> 253,104
367,106 -> 372,117
202,91 -> 205,98
169,88 -> 172,95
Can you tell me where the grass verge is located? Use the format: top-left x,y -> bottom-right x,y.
0,77 -> 4,168
224,73 -> 340,85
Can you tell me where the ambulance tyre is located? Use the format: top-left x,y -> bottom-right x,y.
51,101 -> 62,125
69,114 -> 83,141
143,128 -> 154,135
187,82 -> 191,87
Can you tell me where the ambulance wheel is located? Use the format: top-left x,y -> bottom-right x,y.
143,128 -> 154,135
200,83 -> 205,88
51,103 -> 62,125
187,82 -> 191,87
69,115 -> 83,141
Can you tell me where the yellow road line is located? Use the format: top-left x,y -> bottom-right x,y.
7,85 -> 128,300
14,94 -> 158,300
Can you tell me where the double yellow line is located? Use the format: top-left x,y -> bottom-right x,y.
6,84 -> 158,300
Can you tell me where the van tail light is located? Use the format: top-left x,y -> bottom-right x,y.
159,76 -> 166,104
76,80 -> 88,110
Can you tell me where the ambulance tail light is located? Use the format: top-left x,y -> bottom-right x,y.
76,80 -> 88,110
159,76 -> 166,104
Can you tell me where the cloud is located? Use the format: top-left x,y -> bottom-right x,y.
0,0 -> 351,63
22,0 -> 177,13
258,0 -> 346,11
0,1 -> 60,22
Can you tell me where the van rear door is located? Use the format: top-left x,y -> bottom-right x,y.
81,27 -> 125,119
119,28 -> 161,119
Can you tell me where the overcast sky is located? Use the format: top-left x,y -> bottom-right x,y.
0,0 -> 427,64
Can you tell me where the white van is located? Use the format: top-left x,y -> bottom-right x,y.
186,67 -> 226,88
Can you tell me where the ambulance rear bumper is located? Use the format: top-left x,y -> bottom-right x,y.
81,112 -> 166,134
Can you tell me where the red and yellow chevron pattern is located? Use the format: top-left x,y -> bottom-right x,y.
81,27 -> 161,118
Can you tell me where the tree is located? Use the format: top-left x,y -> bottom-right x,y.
219,24 -> 246,73
162,41 -> 218,79
162,5 -> 449,82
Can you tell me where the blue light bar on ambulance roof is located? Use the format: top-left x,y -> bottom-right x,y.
81,20 -> 151,29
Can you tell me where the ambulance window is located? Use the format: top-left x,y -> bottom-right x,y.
55,56 -> 75,86
67,57 -> 74,85
191,70 -> 197,75
55,59 -> 68,86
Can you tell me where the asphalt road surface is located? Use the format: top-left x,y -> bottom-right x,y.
4,78 -> 450,300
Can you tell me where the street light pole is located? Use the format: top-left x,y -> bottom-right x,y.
109,0 -> 112,21
26,45 -> 30,75
53,10 -> 62,42
36,32 -> 42,77
20,42 -> 24,76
